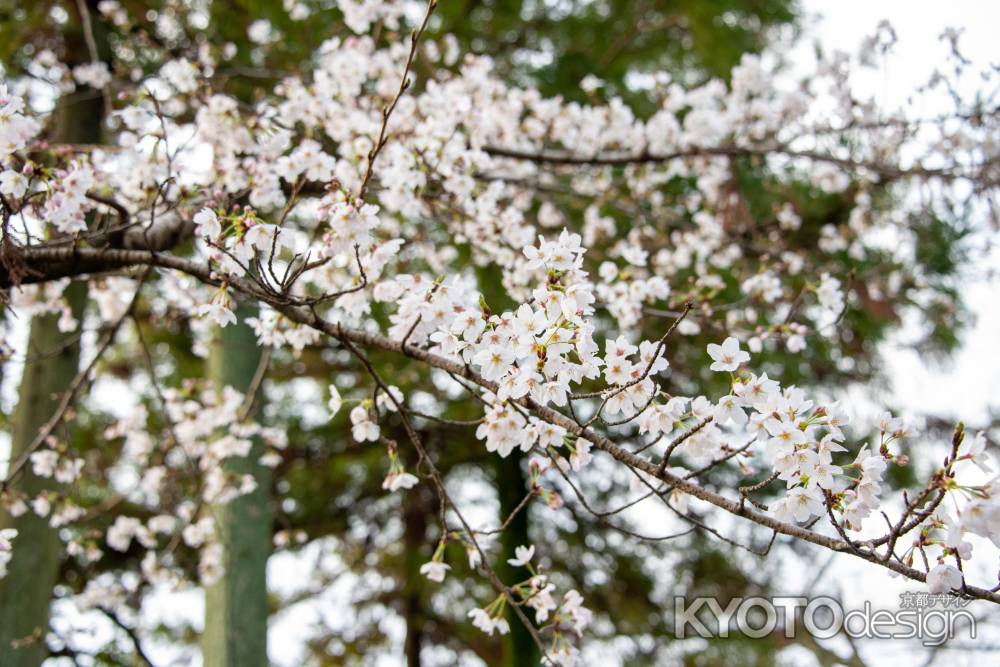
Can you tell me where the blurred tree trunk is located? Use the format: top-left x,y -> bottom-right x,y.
496,451 -> 538,666
0,2 -> 106,653
403,485 -> 429,667
0,283 -> 86,664
202,306 -> 271,667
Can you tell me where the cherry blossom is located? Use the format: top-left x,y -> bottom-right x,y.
506,544 -> 535,568
707,336 -> 751,372
927,563 -> 964,594
419,560 -> 450,583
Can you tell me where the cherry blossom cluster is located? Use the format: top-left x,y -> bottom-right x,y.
0,83 -> 39,173
919,430 -> 1000,593
417,531 -> 593,666
57,382 -> 282,588
466,544 -> 593,667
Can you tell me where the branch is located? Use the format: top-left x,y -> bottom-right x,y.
8,245 -> 1000,603
357,0 -> 437,199
484,143 -> 991,184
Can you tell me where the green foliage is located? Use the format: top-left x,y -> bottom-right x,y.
437,0 -> 798,108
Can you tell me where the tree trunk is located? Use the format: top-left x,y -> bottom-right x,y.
0,283 -> 87,664
403,485 -> 429,667
496,450 -> 538,666
202,306 -> 271,667
0,4 -> 105,654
